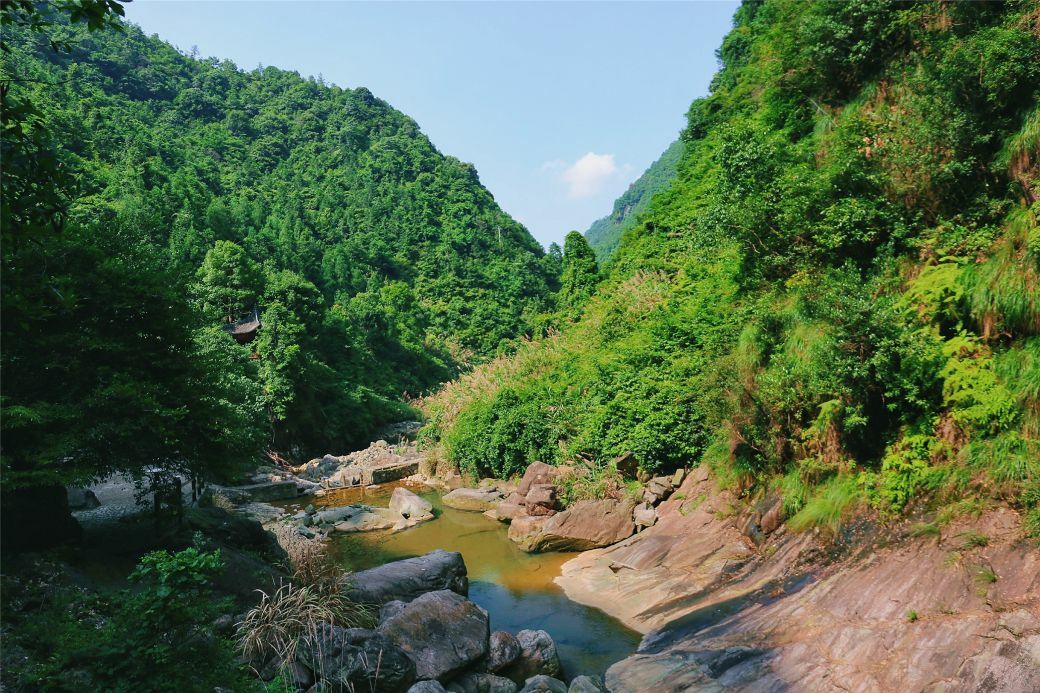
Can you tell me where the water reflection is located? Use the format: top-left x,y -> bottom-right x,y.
284,481 -> 639,678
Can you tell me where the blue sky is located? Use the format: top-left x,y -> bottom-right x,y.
123,1 -> 738,247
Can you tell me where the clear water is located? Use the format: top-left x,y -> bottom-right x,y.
287,482 -> 640,679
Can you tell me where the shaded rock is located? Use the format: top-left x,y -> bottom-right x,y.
66,488 -> 101,510
567,675 -> 606,693
518,675 -> 567,693
390,487 -> 434,521
447,672 -> 518,693
523,484 -> 558,516
517,462 -> 559,496
380,600 -> 407,623
515,500 -> 635,553
633,502 -> 657,529
643,477 -> 674,505
366,459 -> 421,485
443,488 -> 505,512
501,630 -> 561,682
377,590 -> 490,682
611,453 -> 638,480
409,682 -> 448,693
296,623 -> 416,693
507,515 -> 550,552
186,506 -> 286,561
344,550 -> 469,604
760,499 -> 783,536
488,630 -> 522,673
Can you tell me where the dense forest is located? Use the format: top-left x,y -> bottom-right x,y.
584,139 -> 683,263
1,4 -> 560,497
423,0 -> 1040,535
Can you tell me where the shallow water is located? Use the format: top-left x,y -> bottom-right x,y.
287,482 -> 640,679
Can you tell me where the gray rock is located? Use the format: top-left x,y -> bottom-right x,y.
66,487 -> 101,510
447,671 -> 518,693
390,487 -> 434,520
298,525 -> 316,539
488,630 -> 522,673
567,675 -> 606,693
408,682 -> 448,693
501,630 -> 561,681
344,550 -> 468,605
377,590 -> 490,682
633,502 -> 657,529
443,488 -> 505,512
296,623 -> 416,693
380,600 -> 407,623
518,675 -> 567,693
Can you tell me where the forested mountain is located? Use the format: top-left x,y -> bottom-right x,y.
424,0 -> 1040,534
1,9 -> 556,491
584,139 -> 683,263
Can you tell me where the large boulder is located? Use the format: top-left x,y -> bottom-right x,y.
567,675 -> 606,693
377,590 -> 490,682
518,675 -> 567,693
66,488 -> 101,510
333,507 -> 401,533
390,487 -> 434,521
488,630 -> 522,673
492,493 -> 526,523
344,550 -> 469,604
517,462 -> 559,496
409,682 -> 448,693
296,623 -> 416,693
501,630 -> 561,682
514,499 -> 635,553
523,484 -> 558,517
443,488 -> 505,512
447,672 -> 518,693
507,515 -> 550,552
633,502 -> 657,529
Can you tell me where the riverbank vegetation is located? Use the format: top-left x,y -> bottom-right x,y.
1,1 -> 557,498
422,0 -> 1040,535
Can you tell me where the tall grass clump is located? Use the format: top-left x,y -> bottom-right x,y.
236,539 -> 373,677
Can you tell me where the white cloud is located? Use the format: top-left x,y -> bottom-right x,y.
563,152 -> 618,198
541,152 -> 631,199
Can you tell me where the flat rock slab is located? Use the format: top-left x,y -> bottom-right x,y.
230,480 -> 301,502
377,590 -> 490,682
344,549 -> 469,605
366,459 -> 420,485
443,487 -> 505,512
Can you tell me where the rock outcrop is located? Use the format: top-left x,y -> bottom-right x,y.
377,590 -> 491,682
443,488 -> 505,512
509,499 -> 635,553
554,466 -> 1040,692
295,623 -> 417,693
345,550 -> 469,605
500,629 -> 561,682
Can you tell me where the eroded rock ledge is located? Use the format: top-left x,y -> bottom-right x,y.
555,467 -> 1040,692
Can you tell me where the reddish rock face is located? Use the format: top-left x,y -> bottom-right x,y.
524,483 -> 559,516
509,499 -> 635,553
517,461 -> 559,496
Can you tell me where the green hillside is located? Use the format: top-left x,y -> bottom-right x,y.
584,139 -> 683,263
423,0 -> 1040,533
1,10 -> 556,487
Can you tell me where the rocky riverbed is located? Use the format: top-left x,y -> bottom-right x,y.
146,437 -> 1039,692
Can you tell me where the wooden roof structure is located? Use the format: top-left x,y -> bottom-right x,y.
223,308 -> 261,344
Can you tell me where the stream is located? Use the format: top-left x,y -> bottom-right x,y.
283,481 -> 640,679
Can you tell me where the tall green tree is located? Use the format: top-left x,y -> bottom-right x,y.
559,231 -> 600,317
